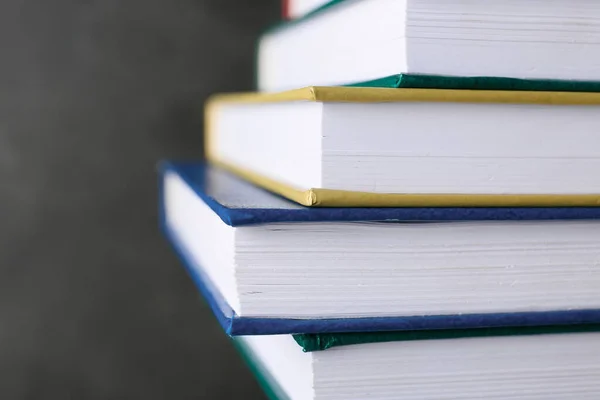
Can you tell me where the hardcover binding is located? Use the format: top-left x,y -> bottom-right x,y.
213,159 -> 600,208
162,223 -> 600,336
159,162 -> 600,336
347,74 -> 600,93
161,162 -> 600,227
293,324 -> 600,352
205,87 -> 600,207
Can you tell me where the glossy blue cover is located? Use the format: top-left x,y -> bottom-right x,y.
160,161 -> 600,227
158,161 -> 600,336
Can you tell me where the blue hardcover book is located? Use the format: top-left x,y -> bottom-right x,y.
160,161 -> 600,335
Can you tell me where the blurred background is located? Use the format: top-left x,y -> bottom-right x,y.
0,0 -> 279,398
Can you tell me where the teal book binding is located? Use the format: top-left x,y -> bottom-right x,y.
235,326 -> 600,400
293,324 -> 600,352
346,74 -> 600,92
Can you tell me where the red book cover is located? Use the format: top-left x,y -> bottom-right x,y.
282,0 -> 291,19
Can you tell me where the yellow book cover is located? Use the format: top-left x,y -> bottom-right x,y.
205,87 -> 600,207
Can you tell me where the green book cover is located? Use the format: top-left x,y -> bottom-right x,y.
293,323 -> 600,352
346,74 -> 600,92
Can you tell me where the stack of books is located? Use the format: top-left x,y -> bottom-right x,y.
161,1 -> 600,398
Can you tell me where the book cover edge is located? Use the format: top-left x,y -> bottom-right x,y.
212,159 -> 316,207
293,324 -> 600,352
207,86 -> 600,106
196,159 -> 600,207
311,188 -> 600,207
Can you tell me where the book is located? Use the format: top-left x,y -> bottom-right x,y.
236,329 -> 600,400
258,0 -> 600,92
282,0 -> 335,20
205,86 -> 600,207
160,161 -> 600,335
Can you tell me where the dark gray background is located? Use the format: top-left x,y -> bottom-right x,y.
0,1 -> 278,398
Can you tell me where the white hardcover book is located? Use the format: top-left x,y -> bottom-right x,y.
239,332 -> 600,400
208,89 -> 600,198
259,0 -> 600,91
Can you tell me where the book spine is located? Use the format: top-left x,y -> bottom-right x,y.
282,0 -> 291,19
